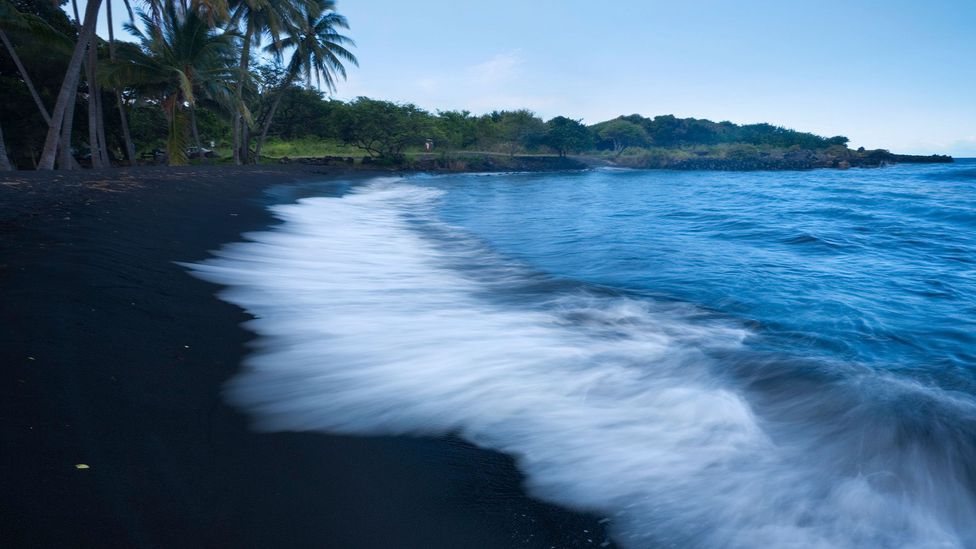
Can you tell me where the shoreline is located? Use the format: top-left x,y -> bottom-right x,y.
276,150 -> 953,173
0,165 -> 614,548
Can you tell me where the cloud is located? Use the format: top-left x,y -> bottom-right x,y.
413,77 -> 439,92
466,50 -> 524,85
335,49 -> 556,117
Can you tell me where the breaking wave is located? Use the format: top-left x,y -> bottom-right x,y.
188,178 -> 976,548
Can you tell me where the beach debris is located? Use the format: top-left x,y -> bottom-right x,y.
75,464 -> 90,470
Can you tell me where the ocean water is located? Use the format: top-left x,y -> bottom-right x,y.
188,161 -> 976,548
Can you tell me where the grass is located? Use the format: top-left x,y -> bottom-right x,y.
207,137 -> 361,162
254,137 -> 361,158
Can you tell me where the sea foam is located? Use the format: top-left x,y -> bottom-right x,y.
187,179 -> 974,548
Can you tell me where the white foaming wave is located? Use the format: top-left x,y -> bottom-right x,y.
187,180 -> 967,548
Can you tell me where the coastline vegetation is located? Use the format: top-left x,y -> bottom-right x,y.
0,0 -> 951,171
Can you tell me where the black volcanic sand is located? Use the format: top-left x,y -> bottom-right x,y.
0,166 -> 614,548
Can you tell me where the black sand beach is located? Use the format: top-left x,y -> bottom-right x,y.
0,166 -> 613,548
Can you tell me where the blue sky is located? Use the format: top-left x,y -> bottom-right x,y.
90,0 -> 976,155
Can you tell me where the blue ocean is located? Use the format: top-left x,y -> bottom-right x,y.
190,161 -> 976,548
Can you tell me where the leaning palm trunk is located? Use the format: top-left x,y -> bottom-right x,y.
86,46 -> 103,168
57,92 -> 77,169
106,0 -> 135,166
163,94 -> 189,166
231,28 -> 251,165
253,92 -> 282,163
95,78 -> 110,166
0,30 -> 51,124
0,122 -> 12,170
38,0 -> 102,170
113,91 -> 135,166
189,106 -> 208,165
254,72 -> 296,163
58,0 -> 80,169
241,112 -> 253,164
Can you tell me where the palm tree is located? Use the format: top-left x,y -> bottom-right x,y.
36,0 -> 101,170
226,0 -> 307,164
69,0 -> 109,169
0,0 -> 69,124
1,0 -> 75,168
105,0 -> 137,166
105,3 -> 238,165
253,0 -> 355,162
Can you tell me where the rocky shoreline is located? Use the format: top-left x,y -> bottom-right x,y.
275,150 -> 952,173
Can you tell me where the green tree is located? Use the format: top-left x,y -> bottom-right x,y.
542,116 -> 593,156
0,0 -> 69,125
35,0 -> 101,169
0,0 -> 74,168
496,109 -> 544,156
260,83 -> 343,140
435,110 -> 477,150
596,119 -> 649,155
105,4 -> 238,165
226,0 -> 307,164
339,97 -> 431,159
253,0 -> 356,162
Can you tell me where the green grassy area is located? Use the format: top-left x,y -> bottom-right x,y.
207,137 -> 361,162
256,137 -> 361,158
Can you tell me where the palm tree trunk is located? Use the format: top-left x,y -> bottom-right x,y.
95,82 -> 110,166
114,93 -> 135,165
106,0 -> 136,166
86,46 -> 103,169
57,91 -> 78,169
37,0 -> 102,170
232,27 -> 252,165
82,23 -> 110,169
58,0 -> 82,170
242,118 -> 250,164
0,122 -> 12,171
231,104 -> 240,164
254,95 -> 281,163
190,106 -> 208,165
254,72 -> 296,163
0,30 -> 51,125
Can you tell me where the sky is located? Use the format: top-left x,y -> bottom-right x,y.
88,0 -> 976,155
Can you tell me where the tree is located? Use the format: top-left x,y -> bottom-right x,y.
1,0 -> 86,169
596,119 -> 649,155
339,97 -> 431,159
105,4 -> 237,165
434,110 -> 477,150
542,116 -> 592,156
0,0 -> 70,125
258,82 -> 344,140
36,0 -> 100,170
227,0 -> 306,164
104,0 -> 136,166
253,0 -> 356,162
496,109 -> 544,156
